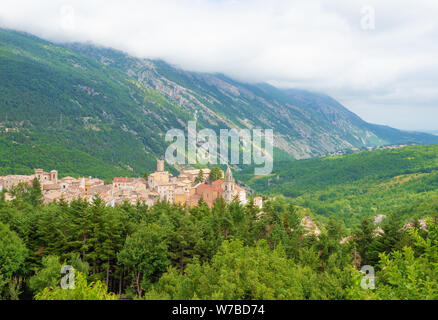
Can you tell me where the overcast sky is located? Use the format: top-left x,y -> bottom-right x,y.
1,0 -> 437,131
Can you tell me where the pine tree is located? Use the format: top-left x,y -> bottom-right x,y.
30,178 -> 43,207
194,169 -> 204,184
367,213 -> 404,266
209,167 -> 223,182
0,191 -> 5,207
355,216 -> 374,265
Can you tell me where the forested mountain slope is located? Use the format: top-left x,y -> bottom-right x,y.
0,29 -> 193,178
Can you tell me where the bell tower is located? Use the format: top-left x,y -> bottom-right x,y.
223,166 -> 235,203
157,160 -> 165,172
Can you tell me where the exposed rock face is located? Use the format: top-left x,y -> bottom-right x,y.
301,216 -> 321,237
403,219 -> 428,232
374,227 -> 385,237
374,214 -> 387,225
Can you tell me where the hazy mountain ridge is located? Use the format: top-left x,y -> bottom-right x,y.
65,41 -> 438,158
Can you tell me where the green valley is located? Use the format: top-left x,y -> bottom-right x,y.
237,144 -> 438,228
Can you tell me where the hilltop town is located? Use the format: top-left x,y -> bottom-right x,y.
0,161 -> 263,209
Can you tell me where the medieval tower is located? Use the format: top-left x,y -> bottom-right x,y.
157,160 -> 165,172
223,166 -> 235,203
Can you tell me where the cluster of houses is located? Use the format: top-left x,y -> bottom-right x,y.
0,161 -> 263,209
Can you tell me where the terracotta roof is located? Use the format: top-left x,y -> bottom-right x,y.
212,180 -> 223,185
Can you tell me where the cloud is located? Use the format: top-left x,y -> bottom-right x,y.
0,0 -> 437,130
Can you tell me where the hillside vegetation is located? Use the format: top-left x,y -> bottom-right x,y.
1,186 -> 437,300
237,145 -> 438,227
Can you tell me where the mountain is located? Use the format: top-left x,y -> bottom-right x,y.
424,130 -> 438,136
1,28 -> 437,178
64,42 -> 438,157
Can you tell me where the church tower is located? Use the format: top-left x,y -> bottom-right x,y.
223,166 -> 235,203
157,160 -> 165,172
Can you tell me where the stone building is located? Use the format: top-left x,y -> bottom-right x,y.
0,162 -> 247,209
35,169 -> 58,184
178,168 -> 211,184
0,175 -> 33,191
148,160 -> 171,191
186,166 -> 247,208
223,166 -> 235,203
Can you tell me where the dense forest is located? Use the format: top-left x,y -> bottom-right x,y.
0,179 -> 436,300
237,145 -> 438,228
